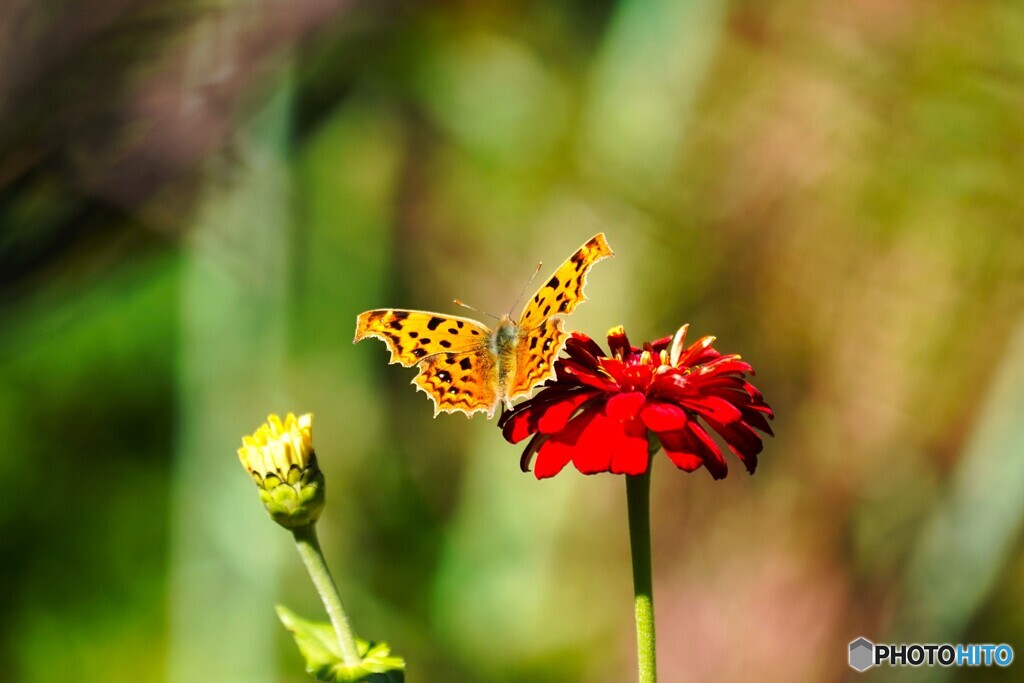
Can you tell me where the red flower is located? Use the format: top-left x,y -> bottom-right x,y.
500,325 -> 773,479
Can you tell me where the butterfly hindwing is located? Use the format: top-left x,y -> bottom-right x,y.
353,309 -> 491,367
413,349 -> 499,417
518,233 -> 613,330
508,317 -> 568,399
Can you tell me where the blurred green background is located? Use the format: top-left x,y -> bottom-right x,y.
1,1 -> 1023,681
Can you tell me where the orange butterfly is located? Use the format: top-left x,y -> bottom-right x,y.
354,233 -> 613,418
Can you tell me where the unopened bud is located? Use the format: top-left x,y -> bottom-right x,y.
238,413 -> 325,529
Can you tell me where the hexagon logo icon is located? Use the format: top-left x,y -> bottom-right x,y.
849,637 -> 875,672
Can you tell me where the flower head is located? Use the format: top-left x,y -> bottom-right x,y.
238,413 -> 325,528
500,325 -> 773,479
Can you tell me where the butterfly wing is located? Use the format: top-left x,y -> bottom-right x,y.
507,233 -> 613,397
354,309 -> 491,366
517,233 -> 614,330
507,317 -> 568,401
413,349 -> 499,417
354,309 -> 499,417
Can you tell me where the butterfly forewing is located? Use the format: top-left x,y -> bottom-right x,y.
517,233 -> 613,331
354,310 -> 491,367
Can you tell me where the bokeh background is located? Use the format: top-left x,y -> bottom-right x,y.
2,1 -> 1023,681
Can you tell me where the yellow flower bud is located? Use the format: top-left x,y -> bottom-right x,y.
238,413 -> 325,529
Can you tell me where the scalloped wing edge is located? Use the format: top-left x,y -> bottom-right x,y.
411,374 -> 500,419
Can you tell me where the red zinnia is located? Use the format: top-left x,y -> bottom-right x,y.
500,325 -> 774,479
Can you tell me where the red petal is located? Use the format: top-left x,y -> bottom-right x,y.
520,433 -> 545,472
703,415 -> 763,474
538,392 -> 598,434
501,388 -> 590,444
503,414 -> 535,444
680,395 -> 743,424
640,401 -> 688,432
620,363 -> 654,389
554,363 -> 583,384
570,412 -> 619,474
688,421 -> 728,479
678,336 -> 717,366
696,376 -> 747,391
743,384 -> 774,416
541,408 -> 651,477
534,448 -> 572,479
649,335 -> 672,351
741,408 -> 774,436
607,326 -> 632,359
700,385 -> 753,407
534,410 -> 598,478
537,408 -> 644,477
559,360 -> 619,391
649,373 -> 689,398
597,357 -> 628,384
606,391 -> 645,421
565,334 -> 606,366
610,416 -> 650,475
656,428 -> 703,472
742,380 -> 765,404
700,356 -> 753,376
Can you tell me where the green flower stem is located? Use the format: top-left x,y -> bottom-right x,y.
292,524 -> 361,669
626,468 -> 657,683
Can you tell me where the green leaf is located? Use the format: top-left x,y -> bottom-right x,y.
275,605 -> 405,682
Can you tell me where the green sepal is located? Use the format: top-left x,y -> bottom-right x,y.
257,469 -> 325,529
276,605 -> 405,682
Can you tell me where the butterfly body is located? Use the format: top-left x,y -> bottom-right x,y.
354,234 -> 613,418
491,316 -> 519,391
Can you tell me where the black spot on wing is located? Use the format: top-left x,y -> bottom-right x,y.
546,276 -> 559,289
459,357 -> 472,371
427,317 -> 444,331
409,331 -> 419,338
412,348 -> 427,359
440,340 -> 452,348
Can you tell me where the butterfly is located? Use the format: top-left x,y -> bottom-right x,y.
353,233 -> 613,418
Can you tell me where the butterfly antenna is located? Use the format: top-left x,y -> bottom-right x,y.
453,299 -> 500,321
509,261 -> 544,316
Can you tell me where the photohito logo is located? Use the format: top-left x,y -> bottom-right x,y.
849,637 -> 1014,672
